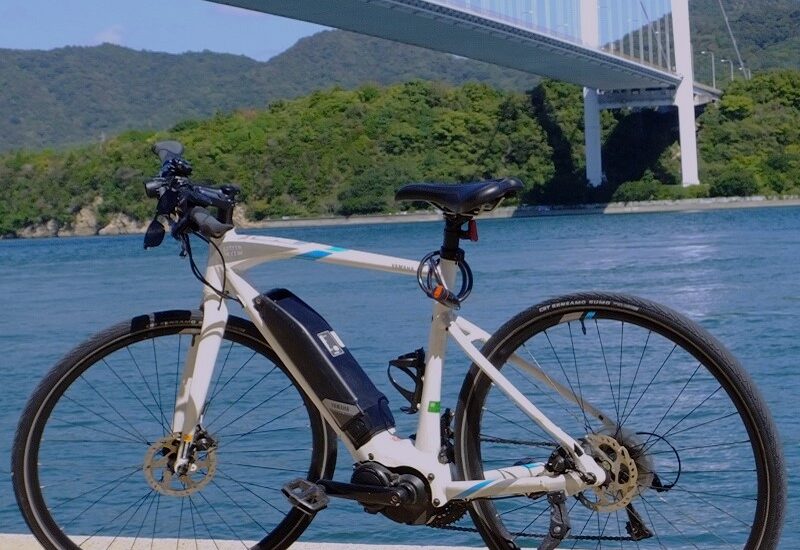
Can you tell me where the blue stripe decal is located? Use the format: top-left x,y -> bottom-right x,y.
454,479 -> 494,499
296,247 -> 349,261
297,250 -> 332,260
585,311 -> 596,320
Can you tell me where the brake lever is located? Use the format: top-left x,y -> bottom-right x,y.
156,188 -> 180,216
143,218 -> 166,249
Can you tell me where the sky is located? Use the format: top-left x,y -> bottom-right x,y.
0,0 -> 327,61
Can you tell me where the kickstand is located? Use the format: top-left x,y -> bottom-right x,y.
537,492 -> 571,550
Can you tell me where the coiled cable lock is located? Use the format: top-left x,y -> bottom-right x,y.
416,250 -> 473,309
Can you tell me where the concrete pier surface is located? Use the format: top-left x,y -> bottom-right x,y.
0,535 -> 479,550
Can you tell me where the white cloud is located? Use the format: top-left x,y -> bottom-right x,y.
93,25 -> 125,46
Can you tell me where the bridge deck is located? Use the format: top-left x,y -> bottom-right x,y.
216,0 -> 685,91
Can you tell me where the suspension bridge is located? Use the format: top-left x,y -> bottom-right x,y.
211,0 -> 746,187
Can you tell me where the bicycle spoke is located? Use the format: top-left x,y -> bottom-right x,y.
483,407 -> 548,441
210,479 -> 269,533
102,358 -> 167,433
667,409 -> 738,441
60,394 -> 148,445
594,319 -> 620,425
570,509 -> 597,549
76,374 -> 152,444
515,344 -> 587,428
619,330 -> 651,427
210,382 -> 292,434
224,462 -> 308,474
207,340 -> 235,408
152,337 -> 167,438
543,330 -> 584,425
150,492 -> 161,549
75,488 -> 153,547
187,495 -> 203,549
48,466 -> 140,513
214,470 -> 283,495
194,493 -> 247,548
126,346 -> 171,432
641,493 -> 725,549
567,322 -> 591,433
207,350 -> 259,405
42,420 -> 142,444
637,362 -> 703,451
619,343 -> 677,429
221,421 -> 309,440
648,439 -> 750,455
106,490 -> 156,550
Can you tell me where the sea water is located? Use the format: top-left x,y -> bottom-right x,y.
0,207 -> 797,547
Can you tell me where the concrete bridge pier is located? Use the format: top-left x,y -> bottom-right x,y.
671,0 -> 699,186
582,0 -> 700,187
581,0 -> 604,187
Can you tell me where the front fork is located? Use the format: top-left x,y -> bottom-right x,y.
171,268 -> 229,473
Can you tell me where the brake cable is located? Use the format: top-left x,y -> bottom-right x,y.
180,231 -> 241,307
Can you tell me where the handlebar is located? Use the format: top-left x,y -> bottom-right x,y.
143,141 -> 239,247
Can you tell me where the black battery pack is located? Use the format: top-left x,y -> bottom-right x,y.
253,288 -> 395,448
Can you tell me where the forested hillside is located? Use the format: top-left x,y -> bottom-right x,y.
691,0 -> 799,76
0,32 -> 537,152
2,71 -> 798,237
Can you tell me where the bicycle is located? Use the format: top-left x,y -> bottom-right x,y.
12,141 -> 786,549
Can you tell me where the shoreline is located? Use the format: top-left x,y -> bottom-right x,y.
4,195 -> 800,239
242,195 -> 800,229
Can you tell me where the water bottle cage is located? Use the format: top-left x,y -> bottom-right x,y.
387,348 -> 426,414
416,250 -> 473,310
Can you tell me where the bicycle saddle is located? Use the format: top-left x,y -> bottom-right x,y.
395,177 -> 524,216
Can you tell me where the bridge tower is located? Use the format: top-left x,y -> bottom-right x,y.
671,0 -> 699,185
582,0 -> 699,187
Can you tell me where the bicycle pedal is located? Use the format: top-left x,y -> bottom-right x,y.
282,478 -> 329,515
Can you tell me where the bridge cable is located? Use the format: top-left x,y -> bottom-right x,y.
637,0 -> 669,69
715,0 -> 747,73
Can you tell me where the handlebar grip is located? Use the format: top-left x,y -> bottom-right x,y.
189,207 -> 233,239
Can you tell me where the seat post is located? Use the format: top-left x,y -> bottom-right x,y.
441,215 -> 471,261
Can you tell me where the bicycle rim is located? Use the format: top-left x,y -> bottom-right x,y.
13,311 -> 336,550
455,293 -> 784,549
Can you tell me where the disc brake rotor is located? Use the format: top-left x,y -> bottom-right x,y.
578,433 -> 639,512
143,434 -> 217,497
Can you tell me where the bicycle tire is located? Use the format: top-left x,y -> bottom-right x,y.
13,310 -> 337,550
454,292 -> 785,549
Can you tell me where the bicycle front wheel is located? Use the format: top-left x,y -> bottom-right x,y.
13,310 -> 336,550
455,292 -> 785,549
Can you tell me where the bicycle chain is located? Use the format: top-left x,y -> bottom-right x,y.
433,436 -> 633,542
430,522 -> 632,541
480,436 -> 556,447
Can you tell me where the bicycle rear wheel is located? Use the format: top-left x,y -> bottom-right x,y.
13,310 -> 336,550
455,292 -> 785,549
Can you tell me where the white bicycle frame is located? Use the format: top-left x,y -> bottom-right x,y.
171,228 -> 609,508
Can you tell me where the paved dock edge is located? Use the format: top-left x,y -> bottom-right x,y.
0,535 -> 480,549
